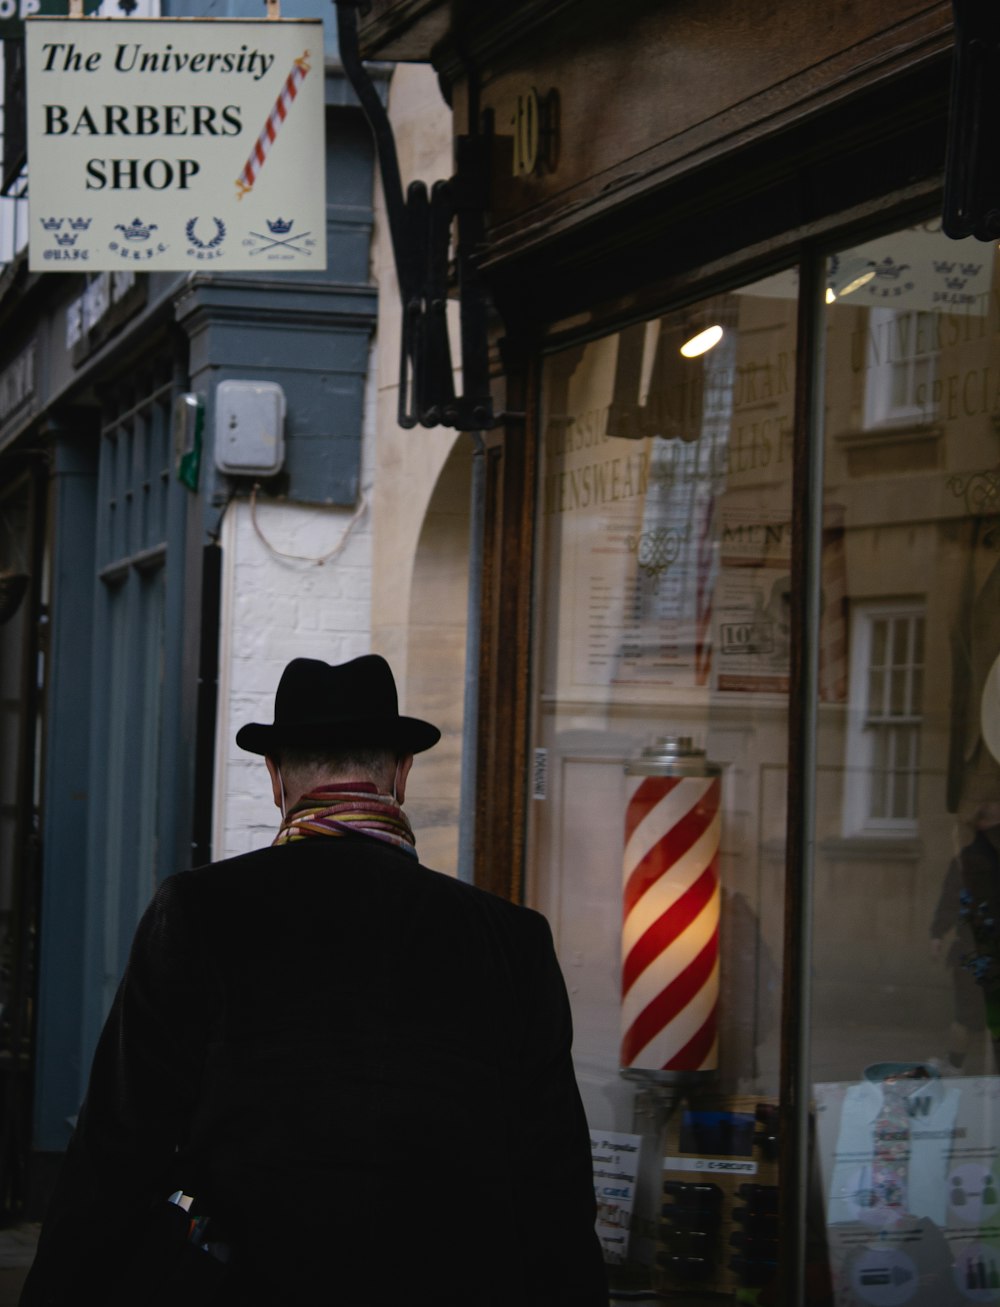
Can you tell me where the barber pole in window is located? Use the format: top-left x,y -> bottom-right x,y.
621,738 -> 721,1080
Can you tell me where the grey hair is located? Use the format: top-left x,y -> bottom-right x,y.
273,743 -> 398,792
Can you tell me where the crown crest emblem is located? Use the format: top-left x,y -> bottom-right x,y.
873,258 -> 911,281
266,217 -> 293,235
55,232 -> 78,247
69,217 -> 92,232
115,218 -> 157,241
41,217 -> 63,231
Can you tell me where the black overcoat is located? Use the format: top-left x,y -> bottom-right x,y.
21,835 -> 608,1306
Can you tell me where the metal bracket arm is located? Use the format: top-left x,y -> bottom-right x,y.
943,0 -> 1000,240
335,1 -> 496,430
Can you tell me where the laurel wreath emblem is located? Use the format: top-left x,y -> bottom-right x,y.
186,218 -> 226,250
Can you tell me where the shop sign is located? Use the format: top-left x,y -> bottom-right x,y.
816,1074 -> 1000,1307
590,1130 -> 642,1265
1,0 -> 69,43
25,17 -> 326,272
0,343 -> 36,425
0,0 -> 157,45
752,221 -> 996,313
0,0 -> 44,41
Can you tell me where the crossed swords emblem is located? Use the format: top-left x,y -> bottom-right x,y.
248,227 -> 313,255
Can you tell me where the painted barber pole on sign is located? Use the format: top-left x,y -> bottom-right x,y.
236,48 -> 311,199
621,738 -> 721,1080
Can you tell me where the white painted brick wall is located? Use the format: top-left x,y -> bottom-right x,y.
212,346 -> 378,861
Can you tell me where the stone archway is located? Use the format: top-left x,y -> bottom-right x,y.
403,437 -> 473,874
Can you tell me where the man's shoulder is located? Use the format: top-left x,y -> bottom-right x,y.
411,865 -> 558,971
158,843 -> 283,893
414,857 -> 549,926
166,840 -> 551,944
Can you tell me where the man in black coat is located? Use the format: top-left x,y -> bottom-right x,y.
21,655 -> 608,1306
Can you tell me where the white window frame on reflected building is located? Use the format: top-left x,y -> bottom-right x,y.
863,307 -> 940,429
843,598 -> 925,835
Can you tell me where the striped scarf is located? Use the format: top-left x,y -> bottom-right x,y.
273,782 -> 417,858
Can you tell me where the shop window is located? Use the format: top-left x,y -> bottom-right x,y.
843,600 -> 925,834
530,273 -> 796,1287
814,220 -> 1000,1307
527,215 -> 1000,1301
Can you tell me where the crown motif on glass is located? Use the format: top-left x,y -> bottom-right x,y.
873,258 -> 911,281
41,217 -> 63,231
69,218 -> 92,231
266,218 -> 293,234
934,259 -> 983,278
55,233 -> 78,247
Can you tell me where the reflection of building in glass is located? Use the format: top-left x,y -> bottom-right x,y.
863,308 -> 940,428
844,601 -> 925,833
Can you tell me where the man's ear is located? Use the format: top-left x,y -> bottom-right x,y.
394,754 -> 414,805
265,756 -> 283,810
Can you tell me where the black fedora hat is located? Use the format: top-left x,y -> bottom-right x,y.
236,655 -> 440,756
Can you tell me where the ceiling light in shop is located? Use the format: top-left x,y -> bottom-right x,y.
835,270 -> 876,298
680,324 -> 724,357
826,260 -> 877,303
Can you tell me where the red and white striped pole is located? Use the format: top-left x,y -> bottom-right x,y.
621,737 -> 721,1080
236,50 -> 312,199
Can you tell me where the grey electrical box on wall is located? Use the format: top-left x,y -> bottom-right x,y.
214,380 -> 286,476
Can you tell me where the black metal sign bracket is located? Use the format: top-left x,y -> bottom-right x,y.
335,1 -> 496,430
943,0 -> 1000,240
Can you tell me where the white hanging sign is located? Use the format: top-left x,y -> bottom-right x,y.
26,17 -> 326,272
